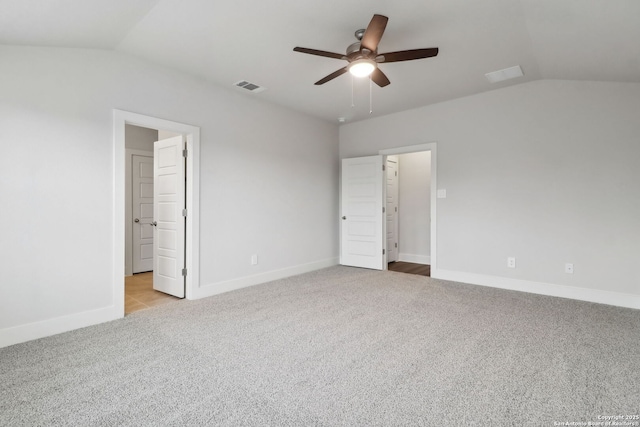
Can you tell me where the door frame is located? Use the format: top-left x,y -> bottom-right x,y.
113,110 -> 200,316
379,143 -> 437,273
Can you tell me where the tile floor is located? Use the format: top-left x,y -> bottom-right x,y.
125,272 -> 180,315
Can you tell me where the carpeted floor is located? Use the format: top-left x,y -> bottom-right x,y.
1,266 -> 639,426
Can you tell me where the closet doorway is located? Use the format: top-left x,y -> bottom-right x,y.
114,109 -> 201,319
383,148 -> 433,277
124,125 -> 184,314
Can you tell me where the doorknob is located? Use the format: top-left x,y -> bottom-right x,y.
342,216 -> 347,220
134,218 -> 156,226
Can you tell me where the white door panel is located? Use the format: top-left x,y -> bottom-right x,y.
386,156 -> 399,262
153,136 -> 185,298
340,155 -> 384,270
132,155 -> 154,273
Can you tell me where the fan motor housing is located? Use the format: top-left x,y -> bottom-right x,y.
346,42 -> 361,56
346,42 -> 375,62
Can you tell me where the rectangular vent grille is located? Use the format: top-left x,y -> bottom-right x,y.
485,65 -> 524,84
234,80 -> 266,93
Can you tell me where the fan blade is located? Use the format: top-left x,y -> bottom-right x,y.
370,68 -> 390,87
376,48 -> 439,63
315,67 -> 348,85
293,47 -> 346,60
361,14 -> 388,53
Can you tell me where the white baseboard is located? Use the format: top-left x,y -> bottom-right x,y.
432,269 -> 640,310
0,306 -> 121,349
10,262 -> 631,349
192,257 -> 339,300
397,253 -> 431,265
1,259 -> 339,348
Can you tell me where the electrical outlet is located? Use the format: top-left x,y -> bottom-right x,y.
565,263 -> 574,274
251,254 -> 258,265
507,257 -> 516,268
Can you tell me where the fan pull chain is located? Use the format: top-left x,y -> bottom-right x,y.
369,77 -> 373,114
351,74 -> 355,108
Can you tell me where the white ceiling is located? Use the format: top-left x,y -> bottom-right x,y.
2,0 -> 639,123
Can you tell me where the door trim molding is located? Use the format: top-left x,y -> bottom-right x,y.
379,143 -> 437,273
113,110 -> 200,317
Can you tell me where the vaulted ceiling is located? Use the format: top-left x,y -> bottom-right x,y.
2,0 -> 639,123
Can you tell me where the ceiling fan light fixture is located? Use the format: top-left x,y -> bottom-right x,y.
293,14 -> 438,87
348,59 -> 376,77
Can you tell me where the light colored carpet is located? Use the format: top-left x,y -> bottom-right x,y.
1,266 -> 639,426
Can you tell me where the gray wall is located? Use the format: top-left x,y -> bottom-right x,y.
0,46 -> 339,344
125,124 -> 158,151
398,152 -> 431,264
340,79 -> 640,301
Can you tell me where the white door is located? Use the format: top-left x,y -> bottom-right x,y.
132,155 -> 154,273
340,155 -> 385,270
153,136 -> 185,298
386,156 -> 399,263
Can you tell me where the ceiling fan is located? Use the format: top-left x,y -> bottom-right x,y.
293,14 -> 439,87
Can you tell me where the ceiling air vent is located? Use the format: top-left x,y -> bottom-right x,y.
485,65 -> 524,84
234,80 -> 267,93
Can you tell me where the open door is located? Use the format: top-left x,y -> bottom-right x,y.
153,135 -> 185,298
340,155 -> 385,270
386,156 -> 399,263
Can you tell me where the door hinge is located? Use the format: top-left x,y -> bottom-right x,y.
182,149 -> 188,158
382,207 -> 386,213
395,171 -> 397,176
182,268 -> 187,276
383,249 -> 386,255
395,206 -> 397,212
382,164 -> 386,171
395,243 -> 398,248
182,209 -> 187,217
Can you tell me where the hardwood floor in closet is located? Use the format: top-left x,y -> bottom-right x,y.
388,261 -> 431,277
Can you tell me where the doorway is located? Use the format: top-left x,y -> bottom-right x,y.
380,144 -> 436,274
113,110 -> 201,318
386,151 -> 432,277
339,143 -> 437,275
124,126 -> 185,313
